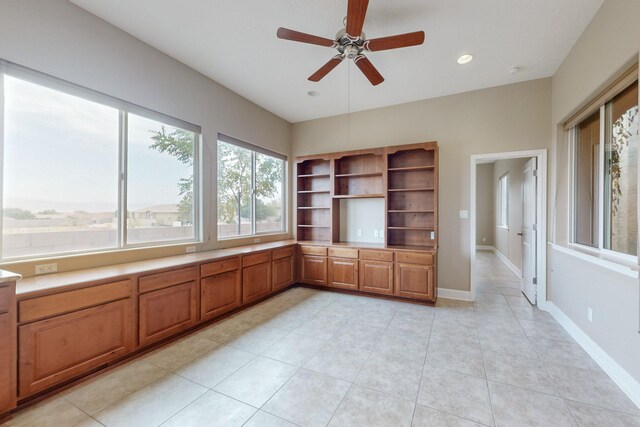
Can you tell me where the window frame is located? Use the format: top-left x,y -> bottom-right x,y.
216,134 -> 287,241
0,60 -> 202,262
568,75 -> 638,267
498,173 -> 509,229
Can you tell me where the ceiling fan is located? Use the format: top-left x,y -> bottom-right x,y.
276,0 -> 424,86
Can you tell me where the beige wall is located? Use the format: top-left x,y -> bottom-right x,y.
549,0 -> 640,384
292,78 -> 551,292
0,0 -> 292,277
493,158 -> 529,271
475,163 -> 495,246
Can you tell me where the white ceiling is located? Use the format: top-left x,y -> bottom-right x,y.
71,0 -> 603,123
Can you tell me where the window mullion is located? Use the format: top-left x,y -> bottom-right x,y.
0,70 -> 5,260
598,105 -> 606,251
251,151 -> 256,236
118,111 -> 128,248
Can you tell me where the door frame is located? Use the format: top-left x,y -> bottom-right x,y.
470,149 -> 548,309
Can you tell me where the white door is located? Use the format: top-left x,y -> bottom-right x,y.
521,157 -> 537,304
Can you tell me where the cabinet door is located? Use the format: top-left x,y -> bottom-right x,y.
19,299 -> 135,398
0,312 -> 15,414
395,263 -> 434,301
328,257 -> 358,290
242,261 -> 272,304
359,260 -> 394,295
201,270 -> 241,321
272,255 -> 295,292
301,255 -> 327,286
139,281 -> 198,347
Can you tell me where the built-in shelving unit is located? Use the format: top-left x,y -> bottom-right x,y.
386,145 -> 438,249
295,142 -> 438,250
297,159 -> 332,242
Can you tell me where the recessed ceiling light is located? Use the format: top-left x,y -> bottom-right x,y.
457,54 -> 473,65
307,91 -> 320,97
508,66 -> 521,75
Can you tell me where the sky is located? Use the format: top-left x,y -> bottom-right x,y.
2,75 -> 193,213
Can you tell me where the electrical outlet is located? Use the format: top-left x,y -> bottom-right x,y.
430,231 -> 436,240
588,307 -> 593,322
373,229 -> 379,237
459,210 -> 469,219
357,229 -> 362,237
185,246 -> 196,254
379,229 -> 384,238
482,237 -> 487,242
35,263 -> 57,275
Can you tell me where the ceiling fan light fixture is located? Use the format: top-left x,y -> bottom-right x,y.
457,54 -> 473,65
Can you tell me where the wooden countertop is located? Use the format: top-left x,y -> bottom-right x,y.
0,269 -> 21,284
16,240 -> 297,298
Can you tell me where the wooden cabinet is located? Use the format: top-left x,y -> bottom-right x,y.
0,281 -> 16,415
395,263 -> 435,301
201,270 -> 241,320
242,251 -> 272,304
328,257 -> 358,290
301,255 -> 327,286
359,260 -> 394,295
272,248 -> 295,292
139,281 -> 198,347
18,298 -> 135,398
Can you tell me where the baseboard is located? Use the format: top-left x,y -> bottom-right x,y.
438,288 -> 473,301
546,302 -> 640,409
493,248 -> 522,277
476,245 -> 496,251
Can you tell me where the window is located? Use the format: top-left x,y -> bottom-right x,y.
498,173 -> 509,228
217,135 -> 286,239
571,78 -> 638,258
1,63 -> 200,260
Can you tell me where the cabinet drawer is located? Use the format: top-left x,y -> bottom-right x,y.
139,281 -> 198,347
300,245 -> 327,256
242,251 -> 271,267
328,247 -> 358,259
139,266 -> 196,294
395,252 -> 433,265
19,298 -> 134,398
0,285 -> 11,313
359,249 -> 393,262
19,280 -> 133,324
201,257 -> 240,278
273,246 -> 295,260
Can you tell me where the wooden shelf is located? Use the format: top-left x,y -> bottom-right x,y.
333,194 -> 385,199
388,226 -> 434,231
298,207 -> 330,210
388,166 -> 434,172
298,190 -> 330,194
298,225 -> 331,228
388,210 -> 434,213
335,172 -> 383,178
387,244 -> 436,251
298,173 -> 330,178
388,188 -> 434,192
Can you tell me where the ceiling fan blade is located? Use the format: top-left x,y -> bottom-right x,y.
277,27 -> 335,47
346,0 -> 369,37
308,56 -> 344,82
365,31 -> 425,52
354,55 -> 384,86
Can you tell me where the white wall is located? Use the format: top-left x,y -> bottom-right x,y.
0,0 -> 292,277
339,199 -> 385,244
493,158 -> 528,271
475,163 -> 495,246
292,78 -> 551,292
549,0 -> 640,386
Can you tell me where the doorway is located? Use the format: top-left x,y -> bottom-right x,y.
470,150 -> 547,308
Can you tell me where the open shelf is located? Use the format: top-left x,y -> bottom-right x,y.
298,173 -> 330,178
297,190 -> 330,194
388,226 -> 434,231
387,188 -> 434,192
298,207 -> 330,210
388,165 -> 434,172
334,153 -> 384,198
298,225 -> 331,228
388,209 -> 434,213
333,194 -> 385,199
335,172 -> 383,178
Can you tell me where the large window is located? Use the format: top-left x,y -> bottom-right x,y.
498,173 -> 509,228
571,78 -> 638,258
1,64 -> 200,260
217,135 -> 286,239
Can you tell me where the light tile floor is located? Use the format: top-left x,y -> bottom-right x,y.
4,250 -> 640,426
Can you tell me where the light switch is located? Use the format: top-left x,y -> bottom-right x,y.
459,210 -> 469,219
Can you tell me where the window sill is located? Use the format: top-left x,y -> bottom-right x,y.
217,232 -> 289,245
551,243 -> 638,279
497,225 -> 509,230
